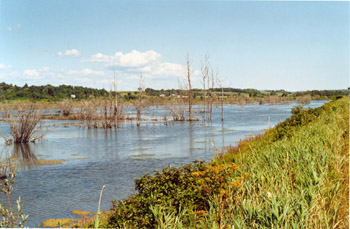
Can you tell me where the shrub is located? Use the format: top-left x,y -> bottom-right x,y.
1,104 -> 44,144
0,167 -> 28,227
107,161 -> 246,228
296,95 -> 311,104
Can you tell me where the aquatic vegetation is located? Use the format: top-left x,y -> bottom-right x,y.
130,154 -> 156,158
71,157 -> 88,160
71,210 -> 93,216
0,104 -> 44,144
40,218 -> 78,228
36,159 -> 67,165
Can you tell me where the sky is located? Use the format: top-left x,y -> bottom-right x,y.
0,0 -> 348,91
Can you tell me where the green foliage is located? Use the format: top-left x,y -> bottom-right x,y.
0,168 -> 28,227
0,82 -> 109,101
107,161 -> 245,228
272,105 -> 321,141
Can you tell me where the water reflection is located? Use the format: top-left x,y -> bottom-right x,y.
189,123 -> 194,155
221,122 -> 225,149
13,143 -> 38,166
0,144 -> 38,170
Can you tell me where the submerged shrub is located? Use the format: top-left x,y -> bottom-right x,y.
0,104 -> 44,144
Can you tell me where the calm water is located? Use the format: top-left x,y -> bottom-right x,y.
0,101 -> 326,227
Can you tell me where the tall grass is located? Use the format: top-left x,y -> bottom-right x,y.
212,97 -> 349,228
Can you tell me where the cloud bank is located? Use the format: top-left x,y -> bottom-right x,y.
83,50 -> 161,67
3,49 -> 199,90
0,63 -> 12,69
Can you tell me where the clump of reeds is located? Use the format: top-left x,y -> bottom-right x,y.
297,95 -> 311,104
1,104 -> 44,144
75,95 -> 126,129
165,104 -> 185,121
60,99 -> 73,117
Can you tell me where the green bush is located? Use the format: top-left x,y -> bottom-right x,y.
107,161 -> 245,228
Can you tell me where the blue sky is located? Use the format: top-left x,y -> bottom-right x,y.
0,0 -> 348,91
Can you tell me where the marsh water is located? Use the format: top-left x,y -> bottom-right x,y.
0,101 -> 326,227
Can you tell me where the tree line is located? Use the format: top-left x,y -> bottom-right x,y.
0,82 -> 109,101
0,82 -> 347,101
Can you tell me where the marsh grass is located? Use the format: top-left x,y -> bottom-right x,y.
213,97 -> 349,228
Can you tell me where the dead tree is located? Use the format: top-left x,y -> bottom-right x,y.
137,73 -> 144,127
216,74 -> 225,122
112,66 -> 118,124
209,67 -> 216,120
201,54 -> 210,120
186,53 -> 193,121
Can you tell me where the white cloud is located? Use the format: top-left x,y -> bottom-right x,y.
126,75 -> 141,80
7,49 -> 200,90
6,24 -> 21,32
23,69 -> 40,78
57,49 -> 81,57
83,50 -> 161,67
140,62 -> 185,78
67,68 -> 105,76
81,49 -> 202,89
0,63 -> 12,69
23,67 -> 52,80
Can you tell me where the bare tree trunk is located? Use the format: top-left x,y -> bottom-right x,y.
113,67 -> 118,127
201,54 -> 209,121
137,73 -> 144,127
186,53 -> 193,121
221,87 -> 224,122
217,74 -> 225,122
210,68 -> 215,120
207,66 -> 210,115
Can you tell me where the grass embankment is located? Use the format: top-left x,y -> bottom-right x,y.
73,97 -> 348,228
